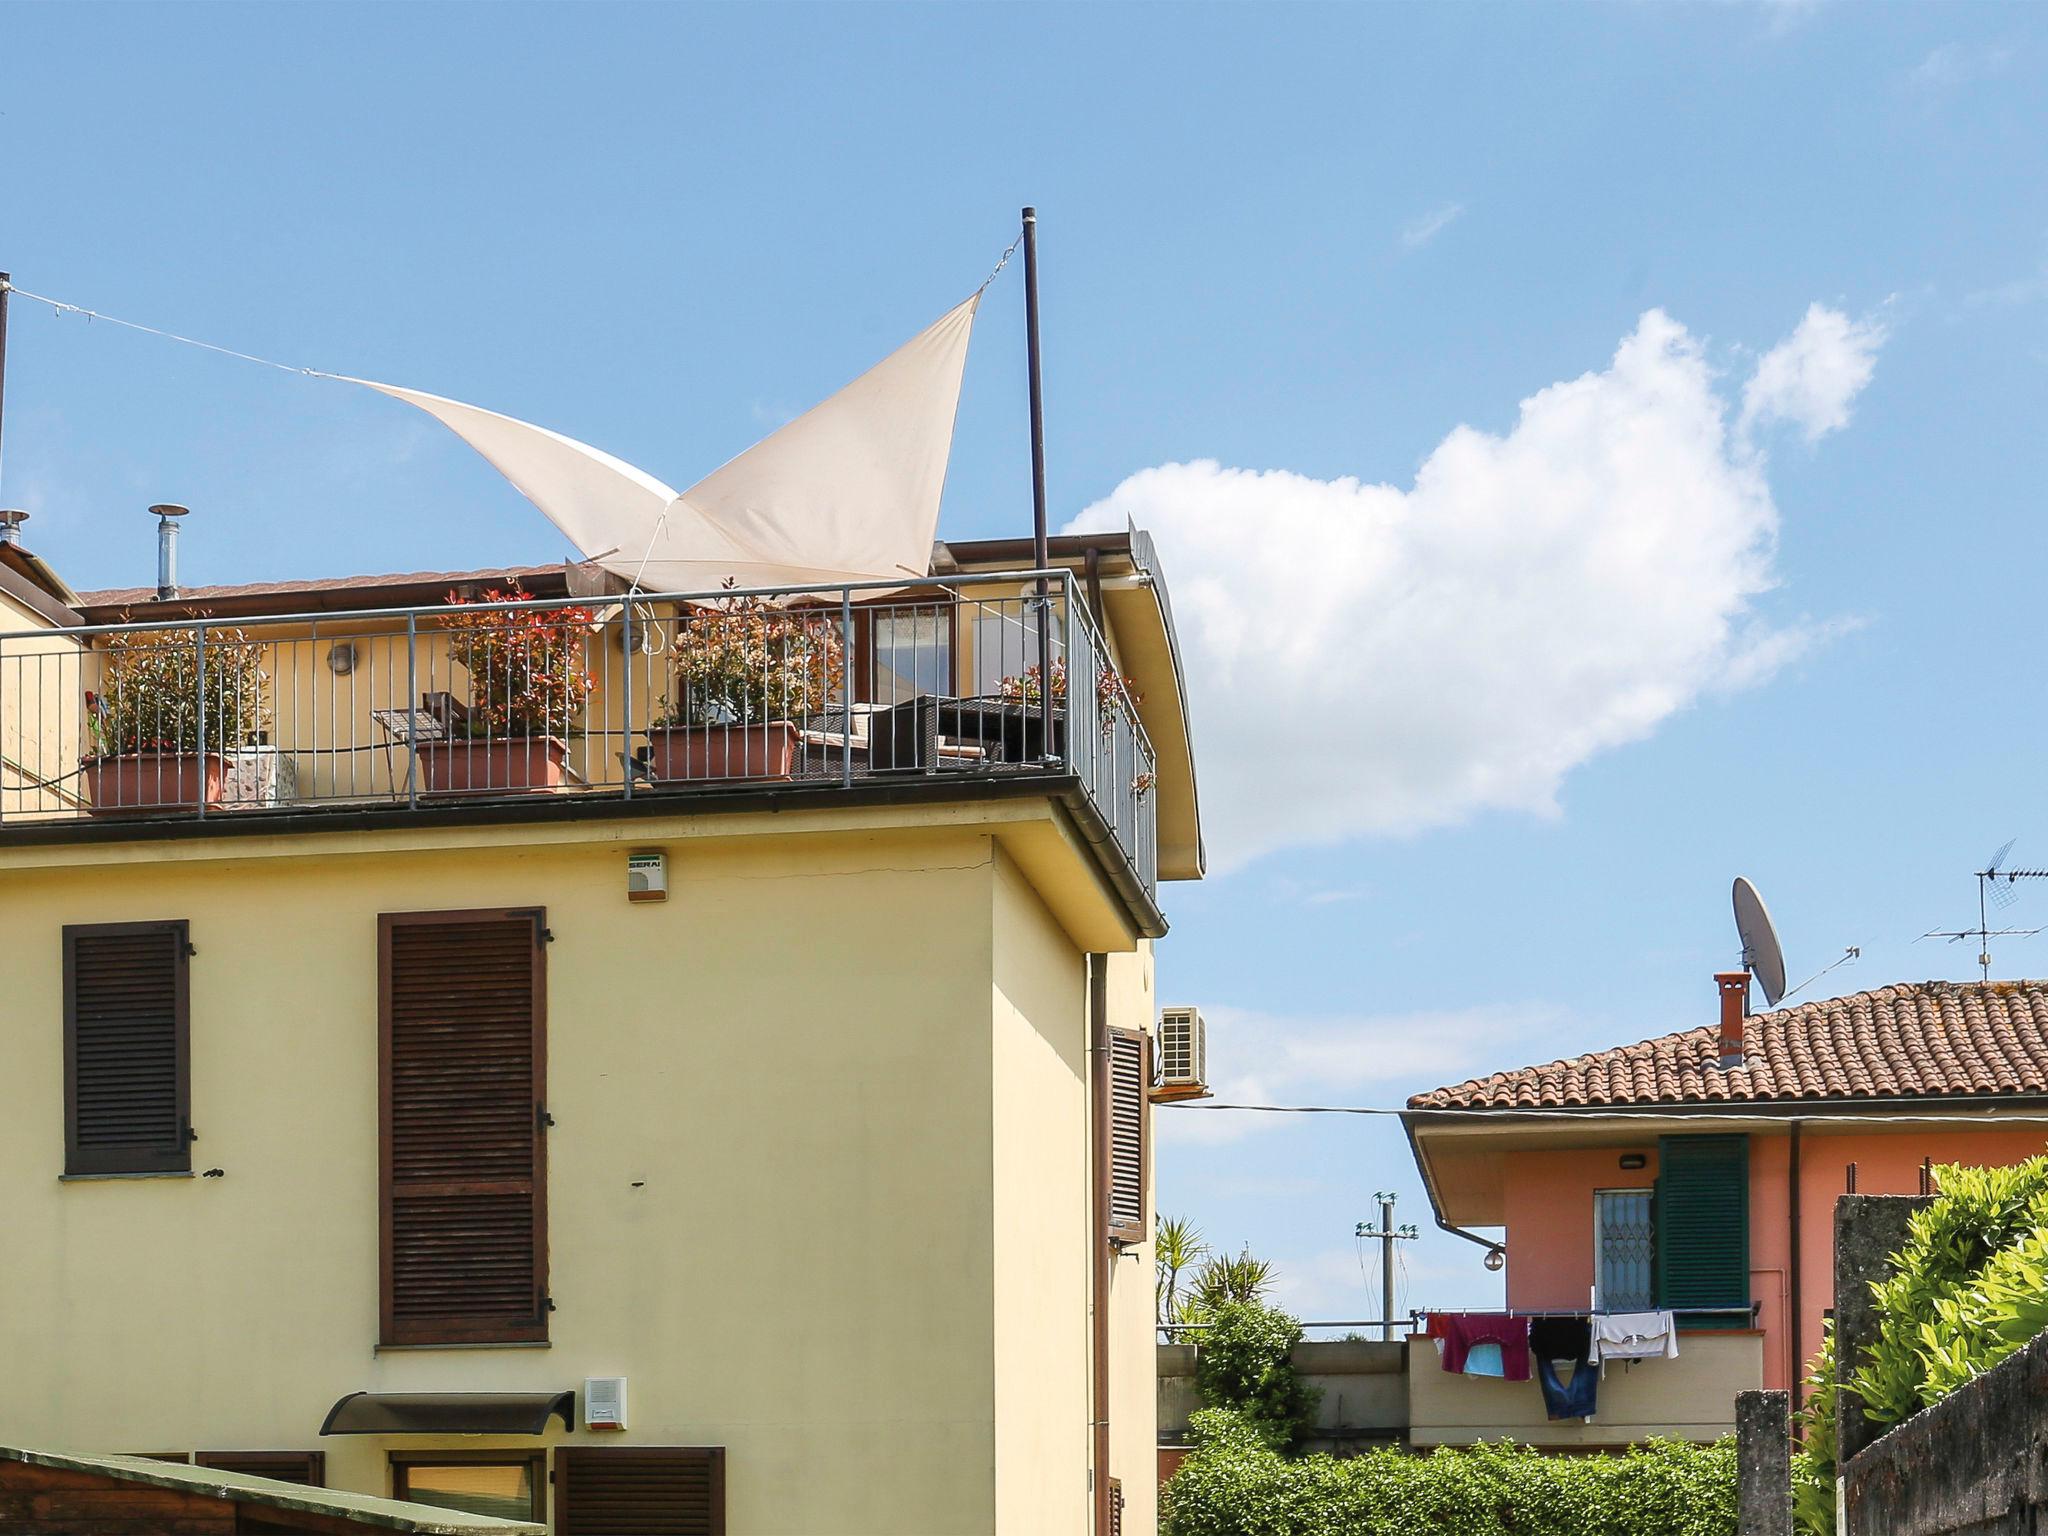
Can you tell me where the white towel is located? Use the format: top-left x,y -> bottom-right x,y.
1589,1310 -> 1678,1372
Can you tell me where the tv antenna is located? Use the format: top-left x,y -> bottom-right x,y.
1733,877 -> 1789,1007
1917,839 -> 2048,981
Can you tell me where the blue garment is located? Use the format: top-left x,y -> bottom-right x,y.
1536,1355 -> 1598,1419
1463,1342 -> 1505,1378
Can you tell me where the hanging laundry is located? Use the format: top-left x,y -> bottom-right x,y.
1425,1313 -> 1532,1381
1589,1310 -> 1679,1375
1530,1315 -> 1597,1420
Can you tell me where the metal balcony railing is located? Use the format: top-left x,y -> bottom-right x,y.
0,569 -> 1158,898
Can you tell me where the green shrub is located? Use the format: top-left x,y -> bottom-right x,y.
1793,1156 -> 2048,1536
1194,1301 -> 1321,1449
1790,1327 -> 1837,1536
1848,1157 -> 2048,1427
1161,1409 -> 1736,1536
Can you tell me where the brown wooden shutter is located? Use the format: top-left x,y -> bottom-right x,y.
379,909 -> 548,1346
555,1447 -> 725,1536
192,1452 -> 325,1486
63,921 -> 191,1176
1107,1027 -> 1148,1244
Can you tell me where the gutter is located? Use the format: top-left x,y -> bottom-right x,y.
1400,1113 -> 1504,1268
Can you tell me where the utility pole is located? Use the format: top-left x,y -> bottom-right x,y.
1356,1193 -> 1418,1342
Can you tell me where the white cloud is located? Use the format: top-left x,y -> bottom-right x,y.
1911,40 -> 2013,91
1157,1002 -> 1560,1146
1740,303 -> 1887,443
1401,202 -> 1466,249
1071,306 -> 1881,870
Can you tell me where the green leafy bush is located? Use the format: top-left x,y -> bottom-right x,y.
1162,1408 -> 1736,1536
1789,1326 -> 1837,1536
1793,1156 -> 2048,1536
1193,1301 -> 1321,1449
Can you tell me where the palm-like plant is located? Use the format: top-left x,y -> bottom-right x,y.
1156,1215 -> 1210,1332
1189,1247 -> 1277,1313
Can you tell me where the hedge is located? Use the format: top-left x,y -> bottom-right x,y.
1163,1408 -> 1737,1536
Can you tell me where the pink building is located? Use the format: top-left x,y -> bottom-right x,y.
1405,977 -> 2048,1418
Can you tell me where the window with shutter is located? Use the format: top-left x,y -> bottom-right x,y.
1653,1133 -> 1750,1328
1107,1028 -> 1148,1245
192,1451 -> 325,1486
379,909 -> 548,1346
555,1447 -> 725,1536
63,922 -> 191,1176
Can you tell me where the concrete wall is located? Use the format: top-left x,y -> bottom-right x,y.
0,812 -> 1154,1535
1157,1340 -> 1408,1454
1406,1331 -> 1762,1449
1844,1326 -> 2048,1536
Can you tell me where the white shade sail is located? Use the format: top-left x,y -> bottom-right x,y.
349,293 -> 980,593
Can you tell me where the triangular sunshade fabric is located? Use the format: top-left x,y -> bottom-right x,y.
348,293 -> 979,594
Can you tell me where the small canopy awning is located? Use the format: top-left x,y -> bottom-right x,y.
321,1391 -> 576,1437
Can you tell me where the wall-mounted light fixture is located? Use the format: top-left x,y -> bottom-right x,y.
1619,1153 -> 1648,1170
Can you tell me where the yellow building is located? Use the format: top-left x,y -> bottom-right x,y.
0,528 -> 1204,1536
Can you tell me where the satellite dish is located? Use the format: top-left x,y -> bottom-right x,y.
1733,877 -> 1788,1008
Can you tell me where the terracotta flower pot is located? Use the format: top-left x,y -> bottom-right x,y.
644,722 -> 800,783
414,736 -> 574,795
83,752 -> 229,815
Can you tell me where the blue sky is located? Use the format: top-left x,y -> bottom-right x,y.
3,2 -> 2046,1322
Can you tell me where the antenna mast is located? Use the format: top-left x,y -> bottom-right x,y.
1919,840 -> 2048,981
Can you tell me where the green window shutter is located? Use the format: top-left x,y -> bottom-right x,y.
1653,1134 -> 1750,1328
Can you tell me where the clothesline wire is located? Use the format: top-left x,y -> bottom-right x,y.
1,281 -> 335,379
6,230 -> 1026,384
1166,1100 -> 2048,1128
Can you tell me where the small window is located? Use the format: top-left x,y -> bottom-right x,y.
63,922 -> 191,1176
1107,1028 -> 1148,1245
193,1451 -> 325,1486
1594,1187 -> 1655,1312
556,1447 -> 725,1536
391,1453 -> 544,1522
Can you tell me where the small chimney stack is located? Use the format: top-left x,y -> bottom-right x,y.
1715,971 -> 1750,1069
0,509 -> 26,547
150,503 -> 190,601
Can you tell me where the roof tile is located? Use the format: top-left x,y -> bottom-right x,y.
1408,980 -> 2048,1111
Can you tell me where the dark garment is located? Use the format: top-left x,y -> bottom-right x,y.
1426,1313 -> 1532,1381
1529,1315 -> 1591,1362
1537,1355 -> 1598,1419
1530,1315 -> 1597,1420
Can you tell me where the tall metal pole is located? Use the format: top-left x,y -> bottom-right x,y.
0,272 -> 12,498
1021,209 -> 1055,761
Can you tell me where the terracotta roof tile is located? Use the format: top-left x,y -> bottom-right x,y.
1408,980 -> 2048,1111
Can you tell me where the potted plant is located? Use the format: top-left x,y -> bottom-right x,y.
416,585 -> 596,794
645,587 -> 845,782
996,658 -> 1142,741
82,623 -> 271,814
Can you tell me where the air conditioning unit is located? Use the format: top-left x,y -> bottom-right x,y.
1155,1006 -> 1210,1102
584,1376 -> 628,1432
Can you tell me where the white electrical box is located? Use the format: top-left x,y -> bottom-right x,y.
584,1376 -> 628,1431
627,852 -> 667,903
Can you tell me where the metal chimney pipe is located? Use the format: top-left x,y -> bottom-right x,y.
150,503 -> 190,601
0,509 -> 26,546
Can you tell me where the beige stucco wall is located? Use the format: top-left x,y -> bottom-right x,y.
1406,1330 -> 1763,1449
0,813 -> 1151,1534
0,588 -> 86,820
